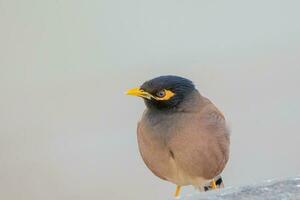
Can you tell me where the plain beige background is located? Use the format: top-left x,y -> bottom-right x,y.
1,0 -> 300,199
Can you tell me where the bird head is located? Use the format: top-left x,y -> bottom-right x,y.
126,75 -> 195,110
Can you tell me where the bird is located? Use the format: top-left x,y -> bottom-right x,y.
126,75 -> 230,198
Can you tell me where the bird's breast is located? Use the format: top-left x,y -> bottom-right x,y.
137,111 -> 202,185
137,107 -> 229,187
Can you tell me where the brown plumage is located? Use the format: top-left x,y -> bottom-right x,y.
126,75 -> 230,194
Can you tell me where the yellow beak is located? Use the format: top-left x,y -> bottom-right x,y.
125,87 -> 153,100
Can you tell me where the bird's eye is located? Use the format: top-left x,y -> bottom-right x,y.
156,90 -> 166,98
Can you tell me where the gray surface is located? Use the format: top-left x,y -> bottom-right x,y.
181,176 -> 300,200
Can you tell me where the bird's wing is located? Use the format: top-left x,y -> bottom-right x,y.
168,101 -> 230,180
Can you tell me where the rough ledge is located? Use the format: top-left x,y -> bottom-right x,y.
179,176 -> 300,200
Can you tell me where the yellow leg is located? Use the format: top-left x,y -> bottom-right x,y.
174,185 -> 181,198
210,179 -> 217,189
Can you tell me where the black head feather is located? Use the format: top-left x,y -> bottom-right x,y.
140,75 -> 196,110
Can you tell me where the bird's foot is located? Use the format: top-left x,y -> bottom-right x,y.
203,176 -> 224,191
210,179 -> 217,189
174,185 -> 181,198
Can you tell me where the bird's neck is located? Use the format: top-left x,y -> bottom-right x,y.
142,91 -> 206,140
175,90 -> 205,112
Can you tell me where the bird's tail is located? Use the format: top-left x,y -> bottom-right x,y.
203,175 -> 224,192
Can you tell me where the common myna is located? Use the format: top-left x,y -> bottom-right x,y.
126,75 -> 230,198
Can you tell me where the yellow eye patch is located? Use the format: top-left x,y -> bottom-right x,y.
153,89 -> 175,101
